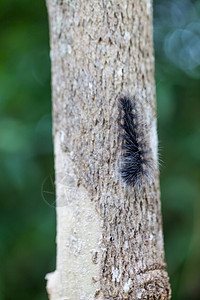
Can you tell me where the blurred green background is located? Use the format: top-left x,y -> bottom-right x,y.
0,0 -> 199,299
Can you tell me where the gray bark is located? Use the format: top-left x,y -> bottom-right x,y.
46,0 -> 171,299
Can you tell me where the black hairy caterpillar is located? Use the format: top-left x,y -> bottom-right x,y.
118,96 -> 154,187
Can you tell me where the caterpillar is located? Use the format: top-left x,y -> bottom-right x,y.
118,96 -> 154,187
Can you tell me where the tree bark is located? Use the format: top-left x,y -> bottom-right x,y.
46,0 -> 171,299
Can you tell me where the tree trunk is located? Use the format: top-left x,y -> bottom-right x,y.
46,0 -> 171,299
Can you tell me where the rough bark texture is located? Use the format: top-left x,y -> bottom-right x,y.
46,0 -> 171,299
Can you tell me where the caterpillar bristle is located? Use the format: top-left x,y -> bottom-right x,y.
118,96 -> 154,187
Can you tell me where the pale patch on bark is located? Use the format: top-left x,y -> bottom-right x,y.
46,133 -> 102,300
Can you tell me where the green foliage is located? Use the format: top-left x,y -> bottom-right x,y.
0,1 -> 55,299
155,1 -> 200,299
0,0 -> 199,299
